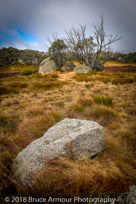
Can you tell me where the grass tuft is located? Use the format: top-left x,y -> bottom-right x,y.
0,114 -> 19,133
20,69 -> 38,76
10,82 -> 28,88
16,110 -> 65,148
69,103 -> 85,113
93,96 -> 114,107
78,97 -> 93,107
0,87 -> 19,95
87,105 -> 118,126
112,78 -> 135,84
32,81 -> 66,91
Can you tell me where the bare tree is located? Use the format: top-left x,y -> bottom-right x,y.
91,16 -> 121,70
65,25 -> 95,67
45,33 -> 58,50
65,16 -> 121,70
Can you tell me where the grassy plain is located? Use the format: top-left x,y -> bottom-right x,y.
0,62 -> 136,202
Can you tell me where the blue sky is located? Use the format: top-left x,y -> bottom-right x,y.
17,29 -> 38,42
0,30 -> 16,43
0,0 -> 136,52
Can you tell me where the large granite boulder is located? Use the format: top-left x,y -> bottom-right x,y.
38,57 -> 56,74
13,118 -> 105,186
74,64 -> 92,74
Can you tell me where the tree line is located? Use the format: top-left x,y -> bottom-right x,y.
0,47 -> 47,67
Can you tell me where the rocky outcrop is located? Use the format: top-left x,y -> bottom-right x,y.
74,64 -> 92,74
13,118 -> 105,186
38,57 -> 56,74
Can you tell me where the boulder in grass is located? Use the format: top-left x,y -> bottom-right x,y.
13,118 -> 105,186
74,64 -> 92,74
61,67 -> 67,72
38,57 -> 56,74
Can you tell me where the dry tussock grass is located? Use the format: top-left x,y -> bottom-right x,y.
15,144 -> 135,198
0,66 -> 136,201
104,60 -> 136,67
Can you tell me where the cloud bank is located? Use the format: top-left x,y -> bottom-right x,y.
0,0 -> 136,52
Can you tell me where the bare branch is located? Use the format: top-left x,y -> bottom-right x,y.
91,16 -> 121,69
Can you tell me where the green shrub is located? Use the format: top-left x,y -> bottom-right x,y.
93,96 -> 114,107
20,69 -> 38,76
20,70 -> 33,75
65,62 -> 76,70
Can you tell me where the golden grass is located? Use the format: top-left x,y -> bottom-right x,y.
77,97 -> 94,107
93,96 -> 114,107
0,64 -> 39,73
15,135 -> 136,198
73,72 -> 136,84
104,60 -> 136,67
72,59 -> 136,67
14,108 -> 65,149
0,64 -> 136,201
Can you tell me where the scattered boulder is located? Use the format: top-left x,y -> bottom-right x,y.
74,64 -> 92,74
38,57 -> 56,74
61,67 -> 67,72
13,118 -> 105,186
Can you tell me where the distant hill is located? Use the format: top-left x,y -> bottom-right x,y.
0,47 -> 47,67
